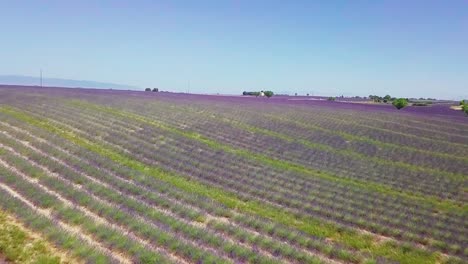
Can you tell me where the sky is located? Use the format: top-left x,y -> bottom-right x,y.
0,1 -> 467,99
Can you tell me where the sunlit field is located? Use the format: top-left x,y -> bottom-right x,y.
0,86 -> 466,264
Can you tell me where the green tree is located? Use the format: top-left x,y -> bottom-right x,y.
392,98 -> 408,110
264,91 -> 274,98
462,103 -> 468,116
145,88 -> 151,92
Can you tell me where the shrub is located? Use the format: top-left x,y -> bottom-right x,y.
144,88 -> 151,92
392,98 -> 408,110
264,91 -> 274,98
462,104 -> 468,115
327,97 -> 336,101
448,244 -> 461,254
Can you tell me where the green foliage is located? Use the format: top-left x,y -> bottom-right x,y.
0,211 -> 61,264
369,95 -> 382,102
327,97 -> 336,101
370,95 -> 402,104
1,104 -> 461,264
462,103 -> 468,115
458,100 -> 468,116
392,98 -> 408,110
264,90 -> 274,98
144,88 -> 151,92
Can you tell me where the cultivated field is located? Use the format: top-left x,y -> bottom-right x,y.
0,86 -> 466,264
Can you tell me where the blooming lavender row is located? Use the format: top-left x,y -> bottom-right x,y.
8,96 -> 468,256
0,86 -> 466,264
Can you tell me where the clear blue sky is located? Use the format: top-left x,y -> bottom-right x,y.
1,0 -> 467,99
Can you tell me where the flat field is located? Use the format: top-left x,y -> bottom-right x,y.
0,86 -> 466,264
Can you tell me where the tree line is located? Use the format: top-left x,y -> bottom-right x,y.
242,91 -> 274,98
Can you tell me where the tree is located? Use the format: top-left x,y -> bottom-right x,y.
369,95 -> 383,102
152,88 -> 159,92
243,91 -> 247,96
461,100 -> 468,116
392,98 -> 408,110
264,91 -> 274,98
145,88 -> 151,92
463,104 -> 468,116
327,97 -> 336,101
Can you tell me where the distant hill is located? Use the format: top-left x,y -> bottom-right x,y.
0,75 -> 139,90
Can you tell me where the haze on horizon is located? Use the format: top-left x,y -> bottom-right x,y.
0,1 -> 467,100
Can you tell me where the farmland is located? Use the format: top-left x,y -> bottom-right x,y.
0,85 -> 466,264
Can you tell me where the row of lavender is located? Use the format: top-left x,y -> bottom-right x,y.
72,93 -> 466,201
0,113 -> 338,263
49,98 -> 465,254
0,86 -> 466,263
0,89 -> 370,263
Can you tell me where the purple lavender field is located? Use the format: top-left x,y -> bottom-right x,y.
0,85 -> 466,264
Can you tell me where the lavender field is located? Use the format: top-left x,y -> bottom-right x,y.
0,85 -> 466,264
